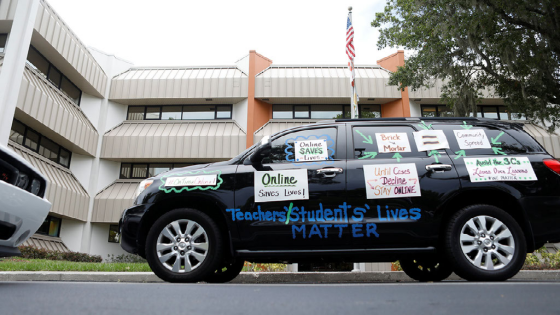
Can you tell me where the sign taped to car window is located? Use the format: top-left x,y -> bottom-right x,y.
255,169 -> 309,203
454,129 -> 491,149
363,163 -> 421,199
465,157 -> 537,182
294,139 -> 328,162
376,133 -> 411,153
413,130 -> 450,151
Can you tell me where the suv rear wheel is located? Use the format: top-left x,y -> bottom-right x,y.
445,204 -> 526,281
145,208 -> 223,283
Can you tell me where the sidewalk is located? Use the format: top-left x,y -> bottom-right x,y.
0,270 -> 559,283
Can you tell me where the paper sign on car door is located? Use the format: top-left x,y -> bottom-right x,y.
363,164 -> 421,199
254,169 -> 309,203
376,133 -> 411,153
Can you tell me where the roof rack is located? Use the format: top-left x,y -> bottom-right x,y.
335,118 -> 408,122
417,117 -> 478,120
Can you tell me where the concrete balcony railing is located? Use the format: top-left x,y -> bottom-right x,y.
16,64 -> 99,156
101,120 -> 246,162
0,0 -> 108,97
93,179 -> 141,223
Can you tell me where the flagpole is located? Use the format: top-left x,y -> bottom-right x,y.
348,6 -> 358,120
349,7 -> 360,272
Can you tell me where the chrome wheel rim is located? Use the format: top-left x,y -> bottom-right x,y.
156,219 -> 209,273
459,215 -> 515,271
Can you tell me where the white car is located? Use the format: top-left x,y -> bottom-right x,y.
0,143 -> 51,257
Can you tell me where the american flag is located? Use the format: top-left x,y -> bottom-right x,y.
346,14 -> 355,61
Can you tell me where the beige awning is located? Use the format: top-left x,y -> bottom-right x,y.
23,233 -> 71,253
254,119 -> 319,144
109,66 -> 248,105
523,123 -> 560,158
255,65 -> 402,101
35,0 -> 108,97
9,142 -> 89,221
93,180 -> 141,223
408,78 -> 502,104
17,65 -> 99,156
101,120 -> 247,161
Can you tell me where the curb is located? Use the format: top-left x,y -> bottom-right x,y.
0,270 -> 559,283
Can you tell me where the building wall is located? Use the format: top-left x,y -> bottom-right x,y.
409,100 -> 422,117
69,153 -> 94,189
246,50 -> 273,147
233,99 -> 248,133
96,159 -> 120,199
89,223 -> 128,261
59,218 -> 84,252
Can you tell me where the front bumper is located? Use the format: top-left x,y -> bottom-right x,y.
119,203 -> 155,256
0,180 -> 51,257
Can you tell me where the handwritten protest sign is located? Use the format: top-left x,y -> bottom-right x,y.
363,163 -> 421,199
255,169 -> 309,203
375,133 -> 411,153
465,157 -> 537,182
294,139 -> 328,162
454,129 -> 491,149
413,130 -> 450,151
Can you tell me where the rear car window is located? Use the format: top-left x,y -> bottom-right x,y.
263,127 -> 338,164
432,124 -> 531,155
352,126 -> 428,159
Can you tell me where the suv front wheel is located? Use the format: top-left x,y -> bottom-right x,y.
145,208 -> 223,283
445,204 -> 526,281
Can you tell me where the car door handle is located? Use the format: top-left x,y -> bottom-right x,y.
316,167 -> 344,177
425,164 -> 453,172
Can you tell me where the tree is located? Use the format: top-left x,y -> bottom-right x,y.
372,0 -> 560,130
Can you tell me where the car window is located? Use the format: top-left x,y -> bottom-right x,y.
432,124 -> 527,155
263,127 -> 337,164
352,126 -> 427,159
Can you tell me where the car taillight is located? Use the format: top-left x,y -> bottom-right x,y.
543,159 -> 560,175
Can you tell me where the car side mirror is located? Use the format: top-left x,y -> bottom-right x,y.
249,136 -> 272,167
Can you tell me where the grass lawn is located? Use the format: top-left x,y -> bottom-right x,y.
0,258 -> 151,272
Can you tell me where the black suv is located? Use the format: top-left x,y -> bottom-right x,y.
119,118 -> 560,283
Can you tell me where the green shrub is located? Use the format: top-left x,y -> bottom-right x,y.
18,245 -> 102,263
106,253 -> 147,263
242,262 -> 287,272
523,246 -> 560,270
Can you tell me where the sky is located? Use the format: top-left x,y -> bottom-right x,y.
47,0 -> 401,67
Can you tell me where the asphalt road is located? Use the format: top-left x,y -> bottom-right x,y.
1,281 -> 559,315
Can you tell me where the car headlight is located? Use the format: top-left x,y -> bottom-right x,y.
134,179 -> 154,199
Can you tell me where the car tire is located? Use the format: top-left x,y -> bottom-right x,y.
145,208 -> 223,283
400,256 -> 453,282
204,260 -> 245,283
444,204 -> 526,281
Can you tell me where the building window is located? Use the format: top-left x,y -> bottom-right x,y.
126,105 -> 233,121
108,225 -> 120,243
26,46 -> 82,105
119,163 -> 194,179
421,105 -> 453,117
421,105 -> 525,120
0,34 -> 7,53
36,216 -> 62,237
272,104 -> 381,119
10,119 -> 72,168
477,105 -> 525,120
